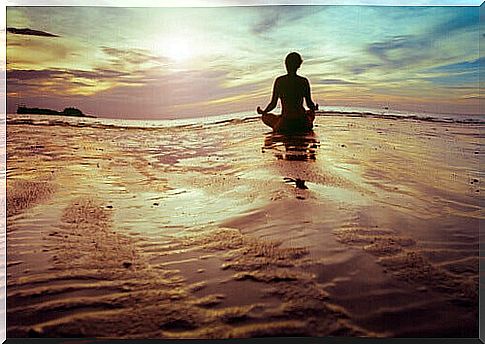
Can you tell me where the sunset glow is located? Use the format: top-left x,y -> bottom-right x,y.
5,5 -> 482,118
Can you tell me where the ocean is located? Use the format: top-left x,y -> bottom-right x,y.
6,105 -> 485,130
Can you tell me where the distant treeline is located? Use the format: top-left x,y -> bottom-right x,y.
17,106 -> 95,117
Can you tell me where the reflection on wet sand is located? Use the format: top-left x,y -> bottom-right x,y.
262,131 -> 320,161
6,114 -> 481,338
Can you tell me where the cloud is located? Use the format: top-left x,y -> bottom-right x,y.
318,78 -> 357,85
7,69 -> 61,80
250,6 -> 319,35
101,46 -> 169,66
7,66 -> 143,98
425,57 -> 483,73
6,64 -> 269,118
430,9 -> 478,37
366,35 -> 431,69
424,71 -> 478,86
252,15 -> 280,35
6,33 -> 91,70
7,27 -> 59,37
361,8 -> 478,74
7,68 -> 137,83
7,44 -> 173,101
349,63 -> 380,75
420,57 -> 482,87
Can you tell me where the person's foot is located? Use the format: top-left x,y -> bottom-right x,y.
257,107 -> 266,115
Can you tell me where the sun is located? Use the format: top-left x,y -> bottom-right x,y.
164,38 -> 193,62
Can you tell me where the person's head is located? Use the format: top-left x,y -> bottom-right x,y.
285,52 -> 303,74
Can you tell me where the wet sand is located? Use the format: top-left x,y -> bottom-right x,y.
6,113 -> 481,338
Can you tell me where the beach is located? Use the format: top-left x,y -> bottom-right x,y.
6,111 -> 481,338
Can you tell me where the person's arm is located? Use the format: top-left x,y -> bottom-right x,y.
304,78 -> 318,112
257,78 -> 280,114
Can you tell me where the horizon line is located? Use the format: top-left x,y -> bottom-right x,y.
7,104 -> 484,120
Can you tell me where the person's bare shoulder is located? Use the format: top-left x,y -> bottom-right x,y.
275,75 -> 286,83
298,75 -> 309,83
293,75 -> 307,85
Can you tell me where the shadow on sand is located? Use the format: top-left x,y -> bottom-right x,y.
262,131 -> 320,161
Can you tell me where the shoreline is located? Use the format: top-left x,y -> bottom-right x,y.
7,105 -> 484,126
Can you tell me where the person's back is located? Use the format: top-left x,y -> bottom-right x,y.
258,52 -> 318,133
276,74 -> 309,119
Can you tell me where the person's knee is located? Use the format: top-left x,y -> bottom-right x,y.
262,113 -> 279,129
262,113 -> 272,125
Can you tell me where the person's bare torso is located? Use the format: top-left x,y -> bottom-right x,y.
275,74 -> 308,119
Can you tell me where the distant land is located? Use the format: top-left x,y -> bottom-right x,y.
16,106 -> 95,118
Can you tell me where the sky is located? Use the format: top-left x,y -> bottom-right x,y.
5,4 -> 483,119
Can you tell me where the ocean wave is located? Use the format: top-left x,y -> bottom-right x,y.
5,114 -> 263,131
6,109 -> 485,130
316,110 -> 485,124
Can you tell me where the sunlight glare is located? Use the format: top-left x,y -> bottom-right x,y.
164,38 -> 193,62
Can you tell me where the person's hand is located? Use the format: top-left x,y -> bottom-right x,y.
257,106 -> 267,115
309,103 -> 319,115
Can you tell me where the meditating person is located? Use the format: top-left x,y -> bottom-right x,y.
257,52 -> 318,133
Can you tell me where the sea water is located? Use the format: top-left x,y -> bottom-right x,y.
6,105 -> 485,130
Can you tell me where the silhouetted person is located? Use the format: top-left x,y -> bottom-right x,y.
257,52 -> 318,133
